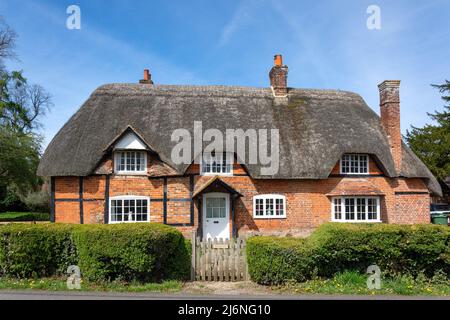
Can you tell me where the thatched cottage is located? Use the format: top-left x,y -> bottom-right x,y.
38,55 -> 441,239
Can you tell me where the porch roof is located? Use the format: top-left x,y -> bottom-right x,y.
326,178 -> 385,197
192,176 -> 243,198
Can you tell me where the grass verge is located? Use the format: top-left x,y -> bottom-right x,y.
274,271 -> 450,296
0,212 -> 50,222
0,277 -> 182,293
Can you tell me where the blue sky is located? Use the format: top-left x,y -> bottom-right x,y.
1,0 -> 449,148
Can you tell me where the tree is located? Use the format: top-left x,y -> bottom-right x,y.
0,17 -> 16,69
1,71 -> 51,134
0,18 -> 52,211
405,80 -> 450,188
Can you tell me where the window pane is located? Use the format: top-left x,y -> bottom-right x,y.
266,198 -> 274,216
275,198 -> 284,216
342,154 -> 369,174
368,198 -> 377,220
356,198 -> 366,220
116,152 -> 146,172
110,198 -> 149,223
345,198 -> 355,220
255,198 -> 264,216
334,198 -> 342,220
359,155 -> 368,173
202,152 -> 232,174
219,207 -> 226,218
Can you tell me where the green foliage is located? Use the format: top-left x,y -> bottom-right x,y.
0,20 -> 52,211
0,223 -> 77,278
310,223 -> 449,277
0,223 -> 190,282
247,223 -> 450,285
247,237 -> 315,285
0,212 -> 49,222
405,80 -> 450,183
277,270 -> 450,296
72,223 -> 190,282
0,277 -> 182,292
0,187 -> 27,212
22,188 -> 50,213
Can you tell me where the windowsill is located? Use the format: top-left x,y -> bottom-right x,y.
200,172 -> 233,177
338,172 -> 370,175
108,221 -> 150,224
331,219 -> 382,223
114,172 -> 147,176
253,216 -> 287,219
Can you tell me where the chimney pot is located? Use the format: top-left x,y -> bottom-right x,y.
274,54 -> 283,66
269,54 -> 288,97
378,80 -> 402,173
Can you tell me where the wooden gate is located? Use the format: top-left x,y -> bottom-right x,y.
191,235 -> 248,281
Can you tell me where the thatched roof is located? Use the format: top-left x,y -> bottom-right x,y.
37,84 -> 442,196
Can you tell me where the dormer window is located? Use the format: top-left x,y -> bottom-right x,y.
200,152 -> 233,176
112,131 -> 148,174
114,151 -> 147,174
340,154 -> 369,174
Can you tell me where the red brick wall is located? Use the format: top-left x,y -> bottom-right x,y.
379,80 -> 402,173
53,155 -> 431,237
393,193 -> 430,224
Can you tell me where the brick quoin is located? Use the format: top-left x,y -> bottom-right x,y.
53,153 -> 431,238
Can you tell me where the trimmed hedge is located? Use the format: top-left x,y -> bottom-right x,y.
247,223 -> 450,285
72,223 -> 190,282
0,224 -> 76,278
0,223 -> 190,282
246,237 -> 315,285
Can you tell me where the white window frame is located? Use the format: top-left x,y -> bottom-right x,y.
253,194 -> 286,219
200,152 -> 233,176
331,196 -> 381,223
114,150 -> 147,175
109,195 -> 150,224
340,154 -> 369,174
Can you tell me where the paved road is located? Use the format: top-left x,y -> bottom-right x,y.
0,290 -> 448,300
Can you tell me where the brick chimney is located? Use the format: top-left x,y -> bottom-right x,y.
378,80 -> 402,173
269,54 -> 288,97
139,69 -> 153,84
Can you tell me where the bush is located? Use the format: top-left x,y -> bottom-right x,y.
22,189 -> 50,213
0,212 -> 50,222
247,223 -> 450,285
247,237 -> 315,285
310,223 -> 450,278
0,224 -> 77,278
72,223 -> 190,282
0,223 -> 191,282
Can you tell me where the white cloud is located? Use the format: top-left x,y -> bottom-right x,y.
218,0 -> 254,47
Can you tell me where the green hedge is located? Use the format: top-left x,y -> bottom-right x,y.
247,237 -> 315,285
247,223 -> 450,285
0,212 -> 50,222
0,223 -> 190,282
0,224 -> 76,278
72,223 -> 189,282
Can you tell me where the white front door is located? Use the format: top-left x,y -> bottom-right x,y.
203,192 -> 230,240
